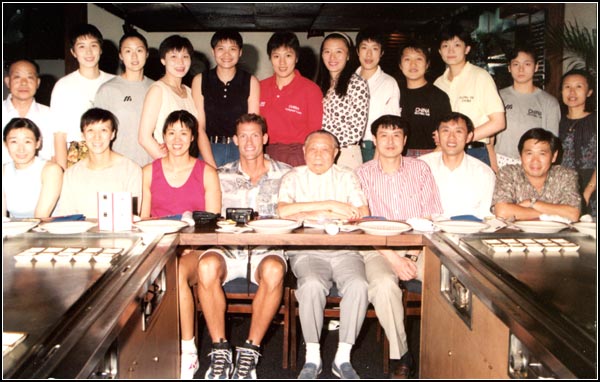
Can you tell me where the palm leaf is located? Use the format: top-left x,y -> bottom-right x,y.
547,21 -> 596,77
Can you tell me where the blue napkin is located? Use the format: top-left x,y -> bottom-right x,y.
52,214 -> 86,222
450,215 -> 482,222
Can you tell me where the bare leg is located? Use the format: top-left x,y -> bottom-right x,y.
247,256 -> 286,345
179,250 -> 200,341
197,252 -> 228,342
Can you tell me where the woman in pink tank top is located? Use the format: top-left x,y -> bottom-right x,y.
140,110 -> 221,218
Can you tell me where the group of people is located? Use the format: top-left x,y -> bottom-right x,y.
2,20 -> 596,380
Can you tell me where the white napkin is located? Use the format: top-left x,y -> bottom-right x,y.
182,211 -> 195,226
539,214 -> 571,224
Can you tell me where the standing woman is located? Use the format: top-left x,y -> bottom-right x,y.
95,29 -> 155,167
317,32 -> 369,169
559,69 -> 596,218
2,118 -> 63,218
138,35 -> 216,168
191,30 -> 260,167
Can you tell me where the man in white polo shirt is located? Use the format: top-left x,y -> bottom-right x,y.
420,112 -> 496,220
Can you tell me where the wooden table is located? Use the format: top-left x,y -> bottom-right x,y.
178,225 -> 427,247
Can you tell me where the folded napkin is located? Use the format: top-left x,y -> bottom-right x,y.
539,214 -> 571,224
450,214 -> 482,222
51,214 -> 86,222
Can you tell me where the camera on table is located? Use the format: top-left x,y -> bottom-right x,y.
226,208 -> 254,224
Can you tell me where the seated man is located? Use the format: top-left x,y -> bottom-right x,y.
178,114 -> 292,379
278,130 -> 370,379
492,128 -> 581,222
355,115 -> 443,378
420,112 -> 496,220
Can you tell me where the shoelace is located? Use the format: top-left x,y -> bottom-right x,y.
207,348 -> 232,376
234,347 -> 261,377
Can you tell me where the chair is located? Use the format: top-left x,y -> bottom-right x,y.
289,284 -> 389,372
193,277 -> 291,369
290,280 -> 422,374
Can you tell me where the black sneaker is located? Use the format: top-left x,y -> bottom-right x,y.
205,339 -> 233,379
232,341 -> 261,379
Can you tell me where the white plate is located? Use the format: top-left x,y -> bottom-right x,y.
357,221 -> 412,236
246,219 -> 301,234
39,221 -> 96,235
406,218 -> 436,232
434,220 -> 489,234
134,220 -> 188,234
3,221 -> 39,236
513,220 -> 568,234
572,222 -> 596,238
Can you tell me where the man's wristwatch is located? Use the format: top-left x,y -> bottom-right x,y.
529,198 -> 537,208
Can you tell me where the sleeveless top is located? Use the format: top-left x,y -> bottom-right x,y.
152,81 -> 197,143
4,157 -> 46,218
202,68 -> 251,137
150,158 -> 206,217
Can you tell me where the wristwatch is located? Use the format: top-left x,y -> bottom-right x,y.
529,198 -> 537,208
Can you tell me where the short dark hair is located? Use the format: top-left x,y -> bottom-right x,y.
371,114 -> 410,138
506,44 -> 537,63
355,28 -> 385,51
3,117 -> 42,144
5,58 -> 40,77
80,108 -> 119,136
267,31 -> 300,57
211,30 -> 243,49
236,113 -> 268,135
398,40 -> 431,64
119,29 -> 148,51
304,130 -> 340,150
69,23 -> 104,49
438,23 -> 472,47
518,128 -> 561,155
162,110 -> 200,158
159,35 -> 194,59
438,112 -> 475,134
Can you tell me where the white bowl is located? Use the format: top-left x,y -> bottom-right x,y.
572,222 -> 596,239
513,220 -> 568,234
434,220 -> 489,234
246,219 -> 301,234
39,221 -> 96,234
357,221 -> 412,236
134,220 -> 188,234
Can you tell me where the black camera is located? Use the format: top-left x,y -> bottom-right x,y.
226,208 -> 254,224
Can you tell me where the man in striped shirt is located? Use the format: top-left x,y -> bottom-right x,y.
355,114 -> 442,378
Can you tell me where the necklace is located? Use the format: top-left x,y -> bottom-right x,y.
568,120 -> 580,133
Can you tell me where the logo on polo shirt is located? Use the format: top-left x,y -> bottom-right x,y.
527,109 -> 542,119
458,95 -> 474,103
284,104 -> 302,115
123,96 -> 132,102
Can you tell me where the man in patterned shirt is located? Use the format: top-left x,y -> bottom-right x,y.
355,114 -> 442,378
179,114 -> 291,379
492,128 -> 581,222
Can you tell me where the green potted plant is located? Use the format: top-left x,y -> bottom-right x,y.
547,21 -> 597,78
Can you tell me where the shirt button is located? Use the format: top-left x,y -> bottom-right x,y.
223,95 -> 227,98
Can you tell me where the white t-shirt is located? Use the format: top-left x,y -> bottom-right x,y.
50,70 -> 115,142
419,151 -> 495,219
2,97 -> 54,164
434,62 -> 505,143
355,66 -> 401,142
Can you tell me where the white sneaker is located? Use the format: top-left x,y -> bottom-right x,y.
181,352 -> 199,379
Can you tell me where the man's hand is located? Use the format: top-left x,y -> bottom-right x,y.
387,254 -> 418,281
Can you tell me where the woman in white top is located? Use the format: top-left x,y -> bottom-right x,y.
138,35 -> 216,167
2,118 -> 63,218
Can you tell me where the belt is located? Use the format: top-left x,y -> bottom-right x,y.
209,136 -> 233,144
467,141 -> 485,149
